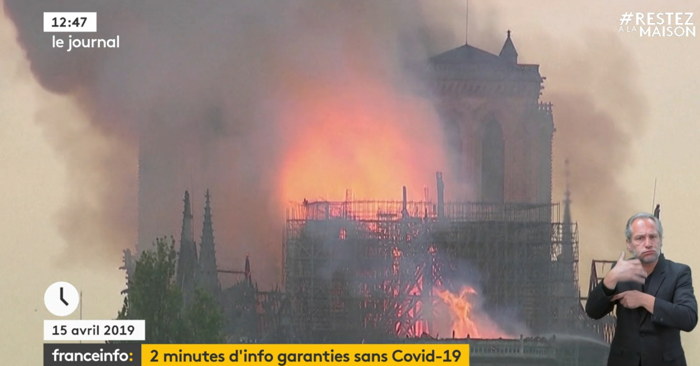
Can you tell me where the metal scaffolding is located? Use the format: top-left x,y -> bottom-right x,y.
584,260 -> 618,343
283,197 -> 596,342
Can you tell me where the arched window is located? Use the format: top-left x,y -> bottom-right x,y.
481,120 -> 504,202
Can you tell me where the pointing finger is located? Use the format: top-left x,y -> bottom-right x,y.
618,251 -> 626,262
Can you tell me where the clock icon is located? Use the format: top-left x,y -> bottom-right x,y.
44,281 -> 79,317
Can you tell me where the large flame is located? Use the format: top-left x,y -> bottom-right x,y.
434,286 -> 511,339
276,58 -> 447,202
435,286 -> 481,338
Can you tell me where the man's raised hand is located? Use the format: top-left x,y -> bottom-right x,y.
603,251 -> 647,290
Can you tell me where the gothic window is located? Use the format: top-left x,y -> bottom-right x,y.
481,120 -> 504,202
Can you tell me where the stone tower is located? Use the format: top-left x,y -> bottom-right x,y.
430,31 -> 554,204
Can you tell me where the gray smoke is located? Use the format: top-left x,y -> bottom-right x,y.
543,31 -> 649,274
3,0 -> 459,284
4,1 -> 645,292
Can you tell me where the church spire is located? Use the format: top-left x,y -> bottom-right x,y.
176,190 -> 198,306
199,189 -> 221,298
561,160 -> 573,263
563,160 -> 572,227
244,255 -> 252,284
499,30 -> 518,64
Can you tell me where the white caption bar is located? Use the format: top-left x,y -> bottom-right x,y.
43,12 -> 97,32
44,320 -> 145,341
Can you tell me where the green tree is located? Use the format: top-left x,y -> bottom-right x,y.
118,237 -> 224,343
184,288 -> 225,343
118,237 -> 184,342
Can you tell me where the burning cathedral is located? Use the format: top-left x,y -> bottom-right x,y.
129,33 -> 613,365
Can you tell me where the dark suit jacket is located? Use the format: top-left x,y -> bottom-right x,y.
586,254 -> 698,366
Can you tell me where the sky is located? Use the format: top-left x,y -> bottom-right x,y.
1,0 -> 698,364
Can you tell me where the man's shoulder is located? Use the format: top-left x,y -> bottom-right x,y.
662,256 -> 692,273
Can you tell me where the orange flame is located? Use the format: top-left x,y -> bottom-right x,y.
274,50 -> 447,202
435,286 -> 480,338
434,286 -> 511,339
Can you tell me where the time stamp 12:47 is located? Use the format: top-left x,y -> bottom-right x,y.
43,12 -> 121,52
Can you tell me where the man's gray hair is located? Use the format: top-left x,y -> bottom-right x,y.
625,212 -> 663,242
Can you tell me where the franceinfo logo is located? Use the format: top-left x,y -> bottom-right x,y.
618,12 -> 695,37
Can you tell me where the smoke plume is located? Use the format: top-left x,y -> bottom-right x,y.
4,0 -> 647,290
3,0 -> 460,285
541,31 -> 649,274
